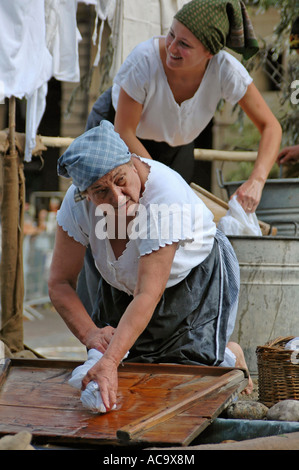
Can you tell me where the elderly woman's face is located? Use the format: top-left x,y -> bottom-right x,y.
165,19 -> 212,70
85,161 -> 142,215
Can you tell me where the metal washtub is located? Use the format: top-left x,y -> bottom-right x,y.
228,235 -> 299,375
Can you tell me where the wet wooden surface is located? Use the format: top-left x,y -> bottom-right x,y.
0,358 -> 247,447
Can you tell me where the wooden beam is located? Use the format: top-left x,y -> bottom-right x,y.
38,136 -> 258,164
194,148 -> 257,162
40,136 -> 74,148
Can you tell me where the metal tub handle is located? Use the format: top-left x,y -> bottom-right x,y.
272,220 -> 299,237
216,168 -> 225,188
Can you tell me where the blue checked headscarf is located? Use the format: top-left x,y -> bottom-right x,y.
57,121 -> 131,197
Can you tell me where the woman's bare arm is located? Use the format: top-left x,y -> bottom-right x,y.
235,83 -> 282,212
114,87 -> 153,159
48,225 -> 115,352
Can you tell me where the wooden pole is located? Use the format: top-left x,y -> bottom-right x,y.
8,97 -> 16,155
194,148 -> 257,162
0,97 -> 25,354
38,137 -> 259,163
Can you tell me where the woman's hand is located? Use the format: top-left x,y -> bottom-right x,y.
81,356 -> 118,411
84,326 -> 115,354
233,177 -> 264,213
277,145 -> 299,165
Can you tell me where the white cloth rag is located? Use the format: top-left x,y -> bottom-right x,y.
217,195 -> 262,236
285,337 -> 299,351
68,348 -> 128,413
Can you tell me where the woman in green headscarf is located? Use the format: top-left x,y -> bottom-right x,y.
89,0 -> 281,214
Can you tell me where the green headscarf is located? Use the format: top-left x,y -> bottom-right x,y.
174,0 -> 259,60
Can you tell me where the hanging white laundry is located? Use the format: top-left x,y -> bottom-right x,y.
25,0 -> 98,161
91,0 -> 117,67
25,83 -> 48,162
24,0 -> 84,161
0,0 -> 97,161
45,0 -> 84,83
0,0 -> 52,100
0,0 -> 53,161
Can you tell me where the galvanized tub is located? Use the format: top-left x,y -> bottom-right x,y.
229,235 -> 299,375
217,170 -> 299,236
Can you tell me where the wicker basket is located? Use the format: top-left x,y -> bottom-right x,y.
256,336 -> 299,407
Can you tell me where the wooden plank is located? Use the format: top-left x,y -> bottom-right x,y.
181,379 -> 248,419
137,417 -> 209,447
8,358 -> 241,376
116,369 -> 244,441
0,359 -> 247,447
120,362 -> 238,376
191,183 -> 229,210
0,406 -> 120,445
132,379 -> 247,446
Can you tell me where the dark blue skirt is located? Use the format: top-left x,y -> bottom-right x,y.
87,230 -> 239,367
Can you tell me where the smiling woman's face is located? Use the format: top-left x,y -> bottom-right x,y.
85,160 -> 142,215
165,19 -> 212,71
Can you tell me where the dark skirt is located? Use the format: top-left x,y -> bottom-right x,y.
90,230 -> 239,367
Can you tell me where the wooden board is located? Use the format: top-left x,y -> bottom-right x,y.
0,359 -> 247,448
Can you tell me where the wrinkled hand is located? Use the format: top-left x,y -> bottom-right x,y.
84,326 -> 115,354
277,145 -> 299,165
232,178 -> 264,214
81,356 -> 118,411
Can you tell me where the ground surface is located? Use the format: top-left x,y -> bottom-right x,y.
23,302 -> 87,360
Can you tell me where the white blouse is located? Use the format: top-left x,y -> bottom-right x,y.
57,158 -> 216,295
112,37 -> 253,147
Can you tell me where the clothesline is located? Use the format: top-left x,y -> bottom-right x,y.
40,135 -> 258,162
